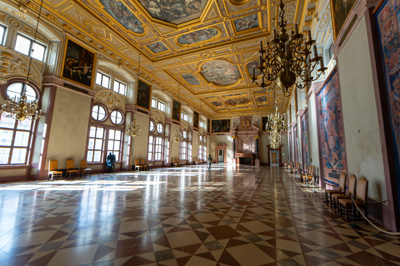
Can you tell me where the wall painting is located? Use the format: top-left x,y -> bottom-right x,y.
136,80 -> 152,110
301,110 -> 311,167
293,124 -> 299,163
193,111 -> 199,128
317,68 -> 347,186
61,38 -> 97,89
376,0 -> 400,216
330,0 -> 356,38
212,119 -> 231,133
172,99 -> 181,122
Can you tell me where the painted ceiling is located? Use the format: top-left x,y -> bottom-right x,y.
6,0 -> 332,118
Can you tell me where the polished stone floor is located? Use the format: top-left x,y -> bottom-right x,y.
0,165 -> 399,266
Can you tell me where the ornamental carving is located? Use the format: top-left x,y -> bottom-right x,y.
0,49 -> 38,85
151,108 -> 164,124
94,90 -> 125,111
239,116 -> 252,130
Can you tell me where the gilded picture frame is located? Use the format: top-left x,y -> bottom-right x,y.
330,0 -> 357,39
193,111 -> 199,128
61,37 -> 97,89
136,79 -> 152,110
172,99 -> 181,122
212,119 -> 231,133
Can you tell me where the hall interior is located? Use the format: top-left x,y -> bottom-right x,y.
0,0 -> 399,262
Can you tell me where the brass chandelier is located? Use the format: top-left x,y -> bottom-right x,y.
252,0 -> 327,96
266,100 -> 287,149
0,0 -> 44,121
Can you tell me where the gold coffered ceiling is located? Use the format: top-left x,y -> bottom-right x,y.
11,0 -> 321,118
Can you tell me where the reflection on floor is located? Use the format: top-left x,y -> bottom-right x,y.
0,165 -> 399,266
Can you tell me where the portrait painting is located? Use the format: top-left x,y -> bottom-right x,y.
182,74 -> 201,85
232,13 -> 259,33
247,60 -> 262,77
100,0 -> 144,34
146,41 -> 168,54
138,0 -> 208,25
212,119 -> 231,133
61,38 -> 96,88
177,28 -> 219,45
172,99 -> 181,122
330,0 -> 356,38
376,0 -> 400,211
301,110 -> 311,166
136,80 -> 152,110
317,69 -> 347,185
193,111 -> 199,128
200,60 -> 241,86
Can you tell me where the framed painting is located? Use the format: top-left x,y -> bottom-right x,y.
193,111 -> 199,128
137,80 -> 152,110
262,117 -> 269,131
212,119 -> 231,133
330,0 -> 357,38
172,99 -> 181,122
231,13 -> 261,35
61,37 -> 97,88
207,119 -> 211,133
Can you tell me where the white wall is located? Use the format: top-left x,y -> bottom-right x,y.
337,16 -> 386,201
308,91 -> 321,175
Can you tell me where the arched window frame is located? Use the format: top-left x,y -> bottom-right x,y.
148,119 -> 165,162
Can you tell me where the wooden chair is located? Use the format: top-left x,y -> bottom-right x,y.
49,160 -> 62,180
338,177 -> 368,223
135,158 -> 144,171
140,158 -> 149,171
331,174 -> 357,211
325,172 -> 346,204
303,165 -> 315,186
80,159 -> 92,178
66,159 -> 79,178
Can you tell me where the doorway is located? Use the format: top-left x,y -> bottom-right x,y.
270,150 -> 279,166
218,149 -> 224,163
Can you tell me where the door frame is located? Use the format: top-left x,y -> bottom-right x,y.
215,144 -> 227,164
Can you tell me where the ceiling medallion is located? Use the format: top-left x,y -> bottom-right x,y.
251,0 -> 327,96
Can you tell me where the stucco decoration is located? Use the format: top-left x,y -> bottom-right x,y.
94,89 -> 125,111
239,116 -> 252,130
151,108 -> 164,124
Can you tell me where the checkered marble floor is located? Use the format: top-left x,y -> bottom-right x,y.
0,165 -> 399,266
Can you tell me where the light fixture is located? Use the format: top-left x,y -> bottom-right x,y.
266,91 -> 287,149
0,0 -> 44,121
126,53 -> 143,137
252,0 -> 327,96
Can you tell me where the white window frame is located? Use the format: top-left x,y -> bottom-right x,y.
113,80 -> 126,95
15,33 -> 46,62
96,72 -> 110,89
0,24 -> 6,46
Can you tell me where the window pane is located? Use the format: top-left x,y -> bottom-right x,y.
120,84 -> 126,95
0,148 -> 10,164
15,35 -> 31,55
16,119 -> 31,131
89,127 -> 96,137
151,98 -> 157,108
113,152 -> 119,160
95,139 -> 102,150
108,140 -> 114,150
96,73 -> 102,85
14,131 -> 29,147
102,75 -> 110,88
114,141 -> 120,149
98,106 -> 106,120
148,152 -> 152,161
111,111 -> 123,125
87,150 -> 93,161
11,148 -> 27,164
149,121 -> 155,132
0,130 -> 13,146
88,138 -> 95,149
93,151 -> 102,161
0,25 -> 5,45
7,83 -> 37,102
114,130 -> 121,140
0,116 -> 15,129
31,42 -> 45,61
96,128 -> 104,138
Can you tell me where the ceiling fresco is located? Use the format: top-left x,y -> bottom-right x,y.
2,0 -> 327,118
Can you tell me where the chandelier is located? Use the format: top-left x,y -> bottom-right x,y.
0,0 -> 44,121
267,101 -> 287,149
125,114 -> 142,137
252,0 -> 327,96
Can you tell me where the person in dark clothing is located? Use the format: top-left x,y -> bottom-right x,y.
207,154 -> 212,170
106,152 -> 116,172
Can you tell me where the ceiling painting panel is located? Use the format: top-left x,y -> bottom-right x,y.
146,41 -> 169,54
231,13 -> 261,34
176,28 -> 220,46
200,60 -> 242,86
182,74 -> 202,85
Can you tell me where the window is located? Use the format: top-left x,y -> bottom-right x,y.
15,34 -> 46,61
113,80 -> 126,95
182,131 -> 187,139
149,120 -> 155,132
0,25 -> 6,46
110,110 -> 123,125
92,105 -> 107,121
107,129 -> 122,161
96,72 -> 110,88
7,83 -> 37,102
0,115 -> 33,164
151,98 -> 157,109
200,121 -> 205,128
199,143 -> 203,161
156,123 -> 164,134
164,140 -> 169,164
154,137 -> 163,161
188,143 -> 192,162
151,98 -> 165,112
181,112 -> 189,122
180,141 -> 187,160
148,136 -> 153,161
87,126 -> 104,162
157,101 -> 165,112
38,123 -> 47,170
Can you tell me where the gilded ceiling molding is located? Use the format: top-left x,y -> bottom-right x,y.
228,0 -> 251,6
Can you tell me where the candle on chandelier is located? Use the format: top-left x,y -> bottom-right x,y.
308,30 -> 312,41
295,24 -> 299,35
313,45 -> 318,58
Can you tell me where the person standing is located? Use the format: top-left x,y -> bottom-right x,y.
207,154 -> 212,170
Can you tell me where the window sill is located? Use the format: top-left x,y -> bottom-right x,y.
0,164 -> 30,169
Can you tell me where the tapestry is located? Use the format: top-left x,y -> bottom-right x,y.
317,69 -> 347,186
301,110 -> 311,167
293,124 -> 298,163
376,0 -> 400,215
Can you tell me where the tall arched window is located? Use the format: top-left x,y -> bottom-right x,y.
148,121 -> 165,162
